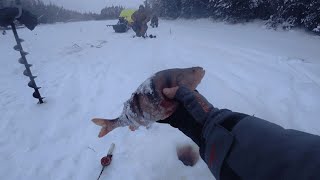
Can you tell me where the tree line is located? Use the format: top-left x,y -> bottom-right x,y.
0,0 -> 123,24
148,0 -> 320,34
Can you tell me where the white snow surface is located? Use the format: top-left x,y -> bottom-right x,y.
0,19 -> 320,180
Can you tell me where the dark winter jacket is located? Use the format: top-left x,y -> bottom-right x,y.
175,87 -> 320,180
131,9 -> 150,24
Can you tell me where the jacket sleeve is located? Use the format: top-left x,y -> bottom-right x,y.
175,87 -> 320,180
201,109 -> 320,180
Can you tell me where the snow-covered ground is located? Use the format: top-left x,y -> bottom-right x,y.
0,19 -> 320,180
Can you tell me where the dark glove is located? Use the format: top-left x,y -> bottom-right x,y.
0,8 -> 38,30
158,104 -> 203,146
157,86 -> 215,146
0,8 -> 19,27
173,86 -> 214,125
18,9 -> 38,30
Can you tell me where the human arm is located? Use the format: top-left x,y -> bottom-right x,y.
159,86 -> 320,180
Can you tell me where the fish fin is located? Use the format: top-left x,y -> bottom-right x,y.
92,118 -> 107,126
97,127 -> 108,138
92,118 -> 118,138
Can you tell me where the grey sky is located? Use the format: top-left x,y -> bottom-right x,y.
42,0 -> 144,13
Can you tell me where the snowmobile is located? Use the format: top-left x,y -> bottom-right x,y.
107,17 -> 130,33
106,9 -> 136,33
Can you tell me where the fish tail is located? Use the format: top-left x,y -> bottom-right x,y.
92,118 -> 119,138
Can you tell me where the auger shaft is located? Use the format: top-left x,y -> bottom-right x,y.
11,22 -> 44,104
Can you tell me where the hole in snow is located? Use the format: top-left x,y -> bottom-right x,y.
176,144 -> 199,167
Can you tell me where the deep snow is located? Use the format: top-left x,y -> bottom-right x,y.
0,19 -> 320,180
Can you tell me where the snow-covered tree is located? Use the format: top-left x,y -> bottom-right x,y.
180,0 -> 209,18
161,0 -> 181,18
303,0 -> 320,33
149,0 -> 320,34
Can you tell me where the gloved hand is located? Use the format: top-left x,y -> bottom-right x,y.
0,8 -> 38,30
0,7 -> 19,27
18,9 -> 38,30
157,86 -> 214,146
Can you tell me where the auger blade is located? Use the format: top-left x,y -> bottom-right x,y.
11,22 -> 44,104
23,69 -> 31,77
33,91 -> 41,98
14,44 -> 21,51
25,64 -> 32,68
21,51 -> 29,56
18,58 -> 26,64
28,81 -> 38,89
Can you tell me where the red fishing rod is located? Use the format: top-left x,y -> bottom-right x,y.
97,143 -> 115,180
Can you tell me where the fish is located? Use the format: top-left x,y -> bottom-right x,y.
92,67 -> 205,138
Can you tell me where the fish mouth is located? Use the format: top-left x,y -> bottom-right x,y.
191,67 -> 205,88
194,66 -> 205,80
199,67 -> 205,79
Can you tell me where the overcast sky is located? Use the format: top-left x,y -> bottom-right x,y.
42,0 -> 144,13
